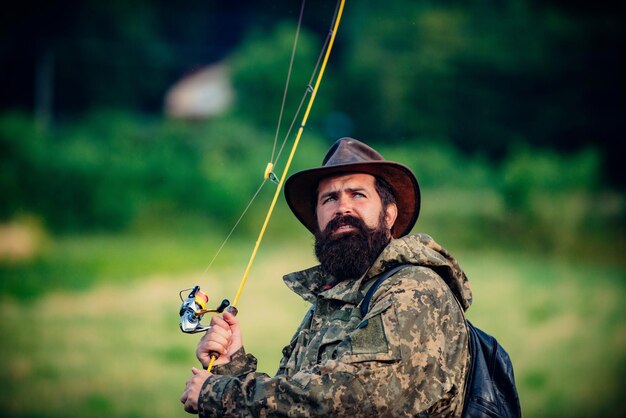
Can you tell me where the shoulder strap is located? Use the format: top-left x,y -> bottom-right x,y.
360,264 -> 408,317
358,264 -> 429,418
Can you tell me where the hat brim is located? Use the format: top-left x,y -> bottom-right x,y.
284,161 -> 420,238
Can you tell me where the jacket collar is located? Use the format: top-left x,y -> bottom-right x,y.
283,265 -> 371,305
283,233 -> 473,310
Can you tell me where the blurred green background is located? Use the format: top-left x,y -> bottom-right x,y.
1,1 -> 624,417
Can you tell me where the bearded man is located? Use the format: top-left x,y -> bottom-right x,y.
181,138 -> 473,417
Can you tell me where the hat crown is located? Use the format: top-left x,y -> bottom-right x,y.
322,138 -> 384,166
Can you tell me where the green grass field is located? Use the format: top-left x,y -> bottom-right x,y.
0,234 -> 625,417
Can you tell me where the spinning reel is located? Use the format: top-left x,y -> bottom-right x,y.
178,285 -> 233,334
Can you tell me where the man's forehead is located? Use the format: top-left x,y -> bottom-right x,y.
317,172 -> 376,192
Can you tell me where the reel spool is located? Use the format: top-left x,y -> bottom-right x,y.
179,285 -> 230,333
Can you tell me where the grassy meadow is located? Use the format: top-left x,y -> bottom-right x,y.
0,218 -> 625,418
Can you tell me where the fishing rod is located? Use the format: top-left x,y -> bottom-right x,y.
178,0 -> 346,373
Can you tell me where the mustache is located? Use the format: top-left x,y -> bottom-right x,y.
323,215 -> 368,236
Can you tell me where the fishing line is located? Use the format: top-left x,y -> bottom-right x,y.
231,0 -> 345,309
199,0 -> 340,278
199,0 -> 309,280
271,0 -> 339,168
199,179 -> 268,279
180,0 -> 346,374
270,0 -> 307,165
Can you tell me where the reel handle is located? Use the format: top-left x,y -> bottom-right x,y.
215,299 -> 231,314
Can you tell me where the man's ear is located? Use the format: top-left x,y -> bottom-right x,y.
385,203 -> 398,231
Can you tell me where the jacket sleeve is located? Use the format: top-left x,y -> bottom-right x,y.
210,348 -> 258,378
198,266 -> 468,417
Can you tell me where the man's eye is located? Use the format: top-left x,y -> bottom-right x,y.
354,192 -> 365,198
322,196 -> 336,204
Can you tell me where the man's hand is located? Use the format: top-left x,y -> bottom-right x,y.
196,311 -> 243,368
180,367 -> 210,414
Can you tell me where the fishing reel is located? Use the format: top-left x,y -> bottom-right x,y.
178,285 -> 231,334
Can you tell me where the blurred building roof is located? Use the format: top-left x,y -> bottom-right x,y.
164,64 -> 234,119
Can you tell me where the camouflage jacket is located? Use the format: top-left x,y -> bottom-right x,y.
199,233 -> 473,417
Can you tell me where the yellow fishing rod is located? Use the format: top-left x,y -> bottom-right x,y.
178,0 -> 346,373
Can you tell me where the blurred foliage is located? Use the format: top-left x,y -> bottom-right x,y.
229,23 -> 331,128
1,110 -> 624,266
0,111 -> 275,232
1,0 -> 623,183
0,0 -> 624,261
337,1 -> 623,164
499,147 -> 626,259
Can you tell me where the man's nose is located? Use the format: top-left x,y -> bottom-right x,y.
335,195 -> 352,215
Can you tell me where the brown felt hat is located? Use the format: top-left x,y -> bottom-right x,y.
284,138 -> 420,238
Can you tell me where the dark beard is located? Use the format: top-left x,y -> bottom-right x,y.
314,213 -> 391,282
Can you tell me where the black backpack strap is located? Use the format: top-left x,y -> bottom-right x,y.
359,264 -> 408,318
358,264 -> 429,418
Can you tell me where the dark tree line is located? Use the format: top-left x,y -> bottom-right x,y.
1,0 -> 624,185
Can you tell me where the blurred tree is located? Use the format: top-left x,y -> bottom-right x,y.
0,0 -> 339,116
336,1 -> 624,184
229,23 -> 330,129
0,0 -> 623,185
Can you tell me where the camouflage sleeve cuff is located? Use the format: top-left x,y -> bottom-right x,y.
198,374 -> 236,418
210,347 -> 258,377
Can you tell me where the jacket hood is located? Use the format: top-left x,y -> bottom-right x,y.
368,233 -> 472,311
283,233 -> 472,311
